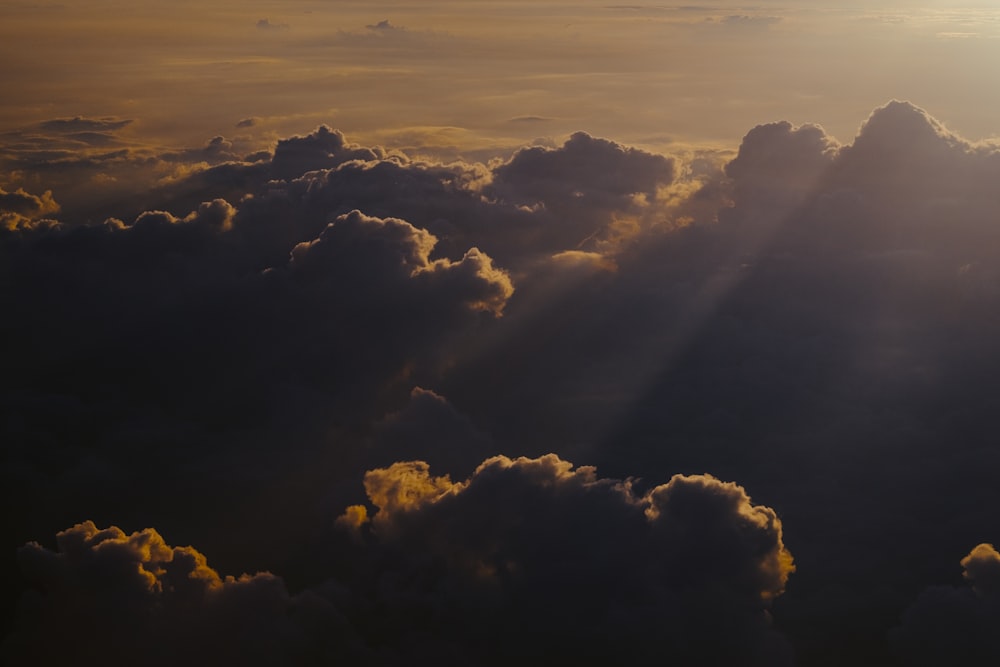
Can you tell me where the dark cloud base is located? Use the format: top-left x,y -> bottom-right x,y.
5,102 -> 1000,665
7,457 -> 795,666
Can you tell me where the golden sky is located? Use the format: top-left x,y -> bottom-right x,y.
5,0 -> 1000,155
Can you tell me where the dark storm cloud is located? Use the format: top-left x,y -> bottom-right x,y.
236,116 -> 259,128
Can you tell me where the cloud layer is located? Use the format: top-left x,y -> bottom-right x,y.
6,456 -> 793,666
6,100 -> 1000,665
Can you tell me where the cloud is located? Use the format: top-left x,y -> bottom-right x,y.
719,15 -> 782,27
255,18 -> 289,31
336,454 -> 794,665
0,186 -> 59,218
8,456 -> 793,665
962,543 -> 1000,595
368,387 -> 493,476
287,209 -> 513,316
269,125 -> 386,180
0,190 -> 514,608
366,19 -> 397,31
8,101 -> 1000,665
4,521 -> 367,666
890,544 -> 1000,666
506,115 -> 555,124
37,116 -> 133,133
492,130 -> 674,205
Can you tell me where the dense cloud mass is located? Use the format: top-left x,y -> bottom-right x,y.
6,100 -> 1000,665
336,456 -> 794,666
5,457 -> 793,666
5,521 -> 371,666
891,544 -> 1000,666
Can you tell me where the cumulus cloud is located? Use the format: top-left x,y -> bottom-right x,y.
1,188 -> 514,612
962,543 -> 1000,595
491,130 -> 674,206
891,544 -> 1000,666
270,125 -> 386,180
0,186 -> 59,229
287,209 -> 513,316
4,521 -> 366,666
8,101 -> 1000,666
335,454 -> 794,665
8,457 -> 793,665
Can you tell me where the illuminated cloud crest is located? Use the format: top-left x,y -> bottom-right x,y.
891,544 -> 1000,666
339,454 -> 795,665
6,457 -> 793,665
6,522 -> 368,667
0,186 -> 59,229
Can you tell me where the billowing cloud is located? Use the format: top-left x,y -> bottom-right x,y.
333,454 -> 795,665
0,186 -> 59,229
4,521 -> 367,666
7,455 -> 797,665
491,130 -> 674,207
891,544 -> 1000,666
287,209 -> 512,316
1,186 -> 514,607
7,100 -> 1000,666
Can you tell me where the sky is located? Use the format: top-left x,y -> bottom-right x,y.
4,1 -> 1000,665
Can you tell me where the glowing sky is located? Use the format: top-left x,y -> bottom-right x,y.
5,0 -> 1000,154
